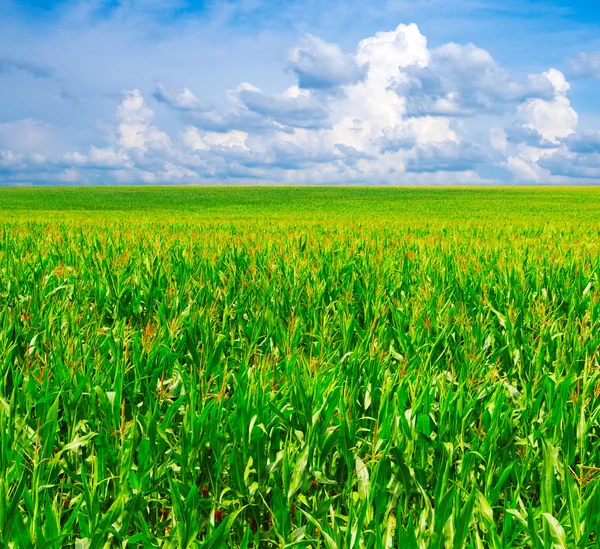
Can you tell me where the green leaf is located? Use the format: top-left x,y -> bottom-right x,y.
355,456 -> 370,502
541,513 -> 567,549
287,443 -> 310,500
200,506 -> 246,549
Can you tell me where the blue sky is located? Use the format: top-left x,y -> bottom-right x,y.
1,0 -> 600,184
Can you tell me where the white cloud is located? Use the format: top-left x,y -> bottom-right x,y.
115,89 -> 171,152
379,117 -> 457,152
515,70 -> 577,146
544,68 -> 570,95
183,127 -> 249,151
161,162 -> 200,182
153,85 -> 206,111
286,34 -> 367,89
533,132 -> 600,180
516,78 -> 577,143
566,131 -> 600,154
235,85 -> 330,128
0,148 -> 48,172
399,43 -> 554,117
355,23 -> 429,73
62,146 -> 133,169
0,149 -> 25,169
495,69 -> 584,183
57,167 -> 81,183
505,156 -> 545,183
155,84 -> 282,133
405,140 -> 487,172
503,126 -> 557,149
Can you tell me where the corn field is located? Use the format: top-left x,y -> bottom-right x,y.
1,187 -> 600,548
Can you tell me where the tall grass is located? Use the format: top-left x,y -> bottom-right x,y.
1,210 -> 600,547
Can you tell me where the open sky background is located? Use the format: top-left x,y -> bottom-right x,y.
1,0 -> 600,185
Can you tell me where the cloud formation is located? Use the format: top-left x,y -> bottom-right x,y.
1,22 -> 598,184
490,68 -> 587,183
400,43 -> 554,117
115,89 -> 171,153
405,141 -> 487,173
286,34 -> 368,89
235,85 -> 330,129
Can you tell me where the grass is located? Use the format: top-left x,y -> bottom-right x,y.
1,186 -> 600,547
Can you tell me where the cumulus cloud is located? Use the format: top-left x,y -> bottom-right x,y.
569,52 -> 600,79
527,131 -> 600,180
0,150 -> 27,170
115,89 -> 171,152
491,69 -> 585,183
286,34 -> 367,89
399,43 -> 554,117
155,84 -> 283,133
153,85 -> 205,111
235,85 -> 330,129
378,117 -> 458,153
515,70 -> 577,144
565,131 -> 600,154
0,149 -> 63,184
405,140 -> 487,172
183,127 -> 249,152
505,156 -> 545,183
62,147 -> 133,169
537,145 -> 600,179
3,22 -> 597,185
504,126 -> 557,149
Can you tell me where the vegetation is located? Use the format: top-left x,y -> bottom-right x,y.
1,187 -> 600,548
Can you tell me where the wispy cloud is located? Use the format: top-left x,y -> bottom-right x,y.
569,52 -> 600,79
0,57 -> 54,78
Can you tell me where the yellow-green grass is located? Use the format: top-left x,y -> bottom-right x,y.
1,187 -> 600,547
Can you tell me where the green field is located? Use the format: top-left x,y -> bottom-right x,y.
3,185 -> 600,224
1,187 -> 600,548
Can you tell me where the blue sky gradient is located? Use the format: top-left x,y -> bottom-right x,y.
1,0 -> 600,184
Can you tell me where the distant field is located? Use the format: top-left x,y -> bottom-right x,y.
1,187 -> 600,548
3,185 -> 600,223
